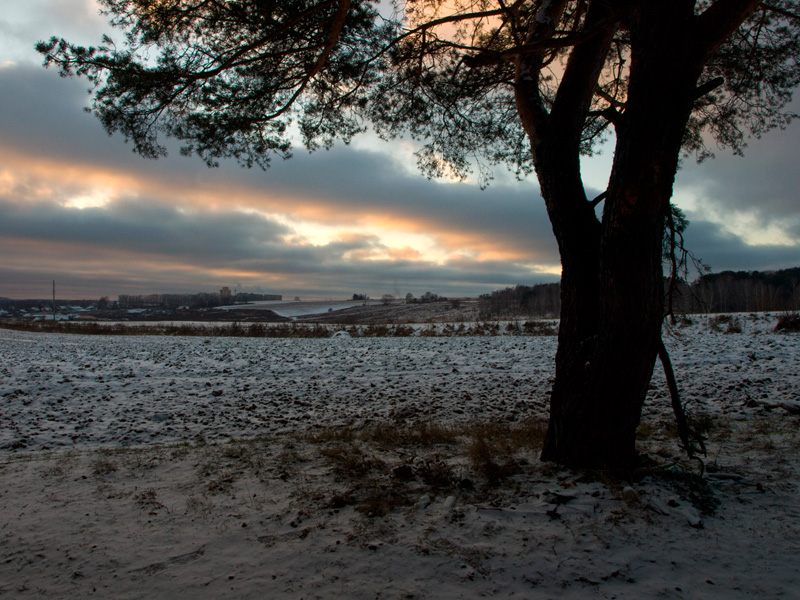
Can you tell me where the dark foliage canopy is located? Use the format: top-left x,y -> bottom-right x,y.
38,1 -> 800,184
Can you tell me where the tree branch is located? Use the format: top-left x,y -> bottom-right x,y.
695,0 -> 764,57
254,0 -> 352,122
464,29 -> 606,68
587,105 -> 623,127
658,338 -> 707,461
404,6 -> 508,36
596,88 -> 626,109
694,76 -> 725,100
762,3 -> 800,21
589,190 -> 607,207
549,2 -> 618,137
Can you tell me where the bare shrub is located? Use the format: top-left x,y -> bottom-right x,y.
355,482 -> 412,517
412,455 -> 457,489
466,419 -> 547,485
320,443 -> 386,480
391,324 -> 415,337
775,313 -> 800,332
709,314 -> 741,333
365,421 -> 460,450
92,457 -> 118,475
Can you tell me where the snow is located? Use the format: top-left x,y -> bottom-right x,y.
0,332 -> 553,451
268,300 -> 370,318
218,299 -> 374,318
1,314 -> 798,598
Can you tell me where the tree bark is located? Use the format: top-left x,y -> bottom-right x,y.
537,3 -> 707,468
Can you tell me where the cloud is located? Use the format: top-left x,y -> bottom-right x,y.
0,168 -> 555,299
0,0 -> 107,66
674,101 -> 800,244
682,217 -> 800,273
0,195 -> 292,262
0,65 -> 559,256
0,63 -> 566,298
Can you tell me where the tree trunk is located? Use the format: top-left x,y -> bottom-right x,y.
538,4 -> 705,468
540,230 -> 666,468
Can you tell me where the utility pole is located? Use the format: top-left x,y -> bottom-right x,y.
52,280 -> 56,321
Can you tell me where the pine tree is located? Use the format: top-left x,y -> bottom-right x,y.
38,0 -> 800,467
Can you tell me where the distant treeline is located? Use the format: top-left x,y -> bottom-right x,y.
480,267 -> 800,318
479,283 -> 561,319
671,267 -> 800,314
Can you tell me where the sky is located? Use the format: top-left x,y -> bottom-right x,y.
1,1 -> 798,301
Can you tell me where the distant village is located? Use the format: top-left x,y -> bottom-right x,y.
118,287 -> 282,309
0,288 -> 282,321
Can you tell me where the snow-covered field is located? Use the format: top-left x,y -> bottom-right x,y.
1,315 -> 799,598
0,329 -> 556,451
219,299 -> 376,318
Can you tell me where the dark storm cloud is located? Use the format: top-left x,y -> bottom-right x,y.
262,147 -> 560,260
0,195 -> 292,264
0,185 -> 543,299
682,217 -> 800,273
675,104 -> 800,233
0,64 -> 562,289
674,117 -> 800,272
0,65 -> 559,262
0,66 -> 160,166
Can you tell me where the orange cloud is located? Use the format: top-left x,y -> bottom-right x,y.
387,246 -> 425,261
1,141 -> 542,263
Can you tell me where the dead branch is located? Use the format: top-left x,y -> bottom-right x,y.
658,338 -> 707,462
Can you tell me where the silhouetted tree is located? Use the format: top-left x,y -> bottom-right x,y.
38,0 -> 800,467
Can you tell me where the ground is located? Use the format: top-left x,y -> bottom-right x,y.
0,313 -> 798,598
